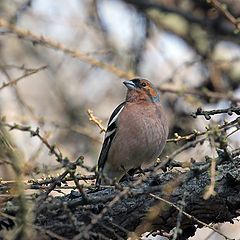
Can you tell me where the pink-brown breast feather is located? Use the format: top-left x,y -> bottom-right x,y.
105,101 -> 168,176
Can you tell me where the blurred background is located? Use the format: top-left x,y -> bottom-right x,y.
0,0 -> 239,239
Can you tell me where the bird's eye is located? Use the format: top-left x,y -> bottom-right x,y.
141,82 -> 147,87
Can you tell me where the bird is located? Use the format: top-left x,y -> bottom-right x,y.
96,78 -> 169,185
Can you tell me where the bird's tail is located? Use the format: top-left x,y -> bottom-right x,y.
95,169 -> 101,187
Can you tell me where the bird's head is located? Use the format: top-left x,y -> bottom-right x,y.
123,78 -> 160,103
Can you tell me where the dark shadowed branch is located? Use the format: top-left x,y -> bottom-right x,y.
31,150 -> 240,240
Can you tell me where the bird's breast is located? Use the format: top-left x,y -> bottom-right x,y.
108,102 -> 168,169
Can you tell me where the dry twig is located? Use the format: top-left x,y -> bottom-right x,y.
207,0 -> 240,32
0,65 -> 47,91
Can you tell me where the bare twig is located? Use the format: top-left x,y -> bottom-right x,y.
38,170 -> 69,201
34,225 -> 69,240
207,0 -> 240,32
0,19 -> 239,103
0,122 -> 63,163
87,109 -> 106,133
70,173 -> 88,202
168,116 -> 240,143
0,121 -> 91,201
158,86 -> 240,103
149,194 -> 233,240
0,65 -> 47,90
172,193 -> 186,240
203,157 -> 217,199
191,106 -> 240,119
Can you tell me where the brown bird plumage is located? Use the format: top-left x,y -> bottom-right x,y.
96,78 -> 168,185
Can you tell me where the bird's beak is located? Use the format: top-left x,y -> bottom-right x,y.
123,80 -> 136,90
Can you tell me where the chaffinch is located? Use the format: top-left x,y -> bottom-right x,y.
96,78 -> 169,185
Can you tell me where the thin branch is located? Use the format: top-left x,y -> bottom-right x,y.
0,121 -> 91,201
0,122 -> 63,163
158,86 -> 240,103
207,0 -> 240,32
87,109 -> 106,133
70,173 -> 88,202
38,170 -> 69,201
0,19 -> 239,103
168,116 -> 240,143
0,18 -> 134,79
149,194 -> 233,240
191,106 -> 240,119
203,157 -> 217,199
33,225 -> 69,240
0,65 -> 47,90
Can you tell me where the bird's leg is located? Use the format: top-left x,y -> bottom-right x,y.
120,165 -> 134,182
136,166 -> 145,175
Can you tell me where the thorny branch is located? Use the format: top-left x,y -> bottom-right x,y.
1,122 -> 63,163
0,120 -> 92,200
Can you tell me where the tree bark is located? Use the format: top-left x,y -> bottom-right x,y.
35,152 -> 240,239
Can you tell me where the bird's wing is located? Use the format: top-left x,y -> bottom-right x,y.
97,102 -> 125,172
